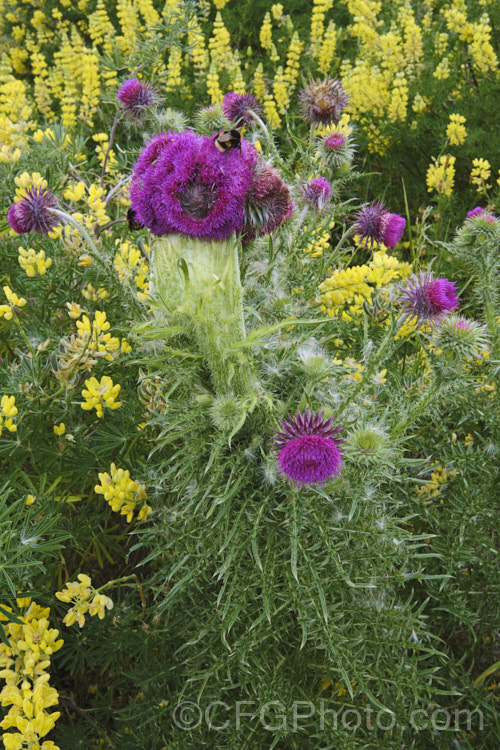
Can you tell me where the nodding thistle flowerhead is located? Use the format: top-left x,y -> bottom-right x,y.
299,78 -> 349,126
130,130 -> 257,240
8,185 -> 59,235
194,103 -> 231,136
210,394 -> 247,435
222,91 -> 263,128
242,159 -> 293,242
317,130 -> 356,169
325,133 -> 345,150
466,206 -> 496,223
353,201 -> 406,248
399,272 -> 460,329
301,177 -> 331,211
430,315 -> 489,362
116,78 -> 162,118
346,424 -> 389,466
273,410 -> 343,486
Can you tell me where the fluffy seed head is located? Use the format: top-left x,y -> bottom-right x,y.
222,91 -> 263,128
8,185 -> 59,235
299,78 -> 349,126
399,272 -> 460,328
273,410 -> 343,486
301,177 -> 331,211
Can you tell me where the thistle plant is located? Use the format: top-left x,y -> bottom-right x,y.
1,2 -> 500,748
129,128 -> 292,396
451,213 -> 500,353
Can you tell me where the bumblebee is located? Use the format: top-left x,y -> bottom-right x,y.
127,208 -> 144,231
214,129 -> 241,153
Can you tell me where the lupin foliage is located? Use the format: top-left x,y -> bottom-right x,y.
0,1 -> 499,749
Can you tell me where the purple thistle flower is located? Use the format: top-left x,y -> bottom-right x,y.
466,206 -> 496,223
299,78 -> 349,126
130,130 -> 258,241
8,185 -> 59,235
353,201 -> 405,248
325,133 -> 345,150
222,91 -> 263,128
301,177 -> 331,211
382,213 -> 406,247
116,78 -> 162,117
273,410 -> 344,486
242,160 -> 293,242
399,272 -> 460,328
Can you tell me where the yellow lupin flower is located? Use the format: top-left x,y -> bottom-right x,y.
260,12 -> 273,51
318,251 -> 410,319
95,463 -> 151,522
63,181 -> 86,202
66,301 -> 83,319
271,3 -> 283,20
18,246 -> 52,277
86,183 -> 110,226
446,113 -> 467,145
53,423 -> 66,436
0,395 -> 18,437
14,172 -> 47,201
426,155 -> 456,196
78,254 -> 93,266
470,157 -> 491,192
74,311 -> 120,361
0,286 -> 27,321
55,574 -> 113,628
0,600 -> 63,747
80,375 -> 122,418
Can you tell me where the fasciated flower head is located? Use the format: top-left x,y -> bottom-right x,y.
399,272 -> 460,328
301,177 -> 331,211
353,201 -> 405,248
242,159 -> 293,242
130,130 -> 257,240
273,409 -> 343,486
222,91 -> 263,128
8,185 -> 59,235
299,78 -> 349,126
116,78 -> 162,117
